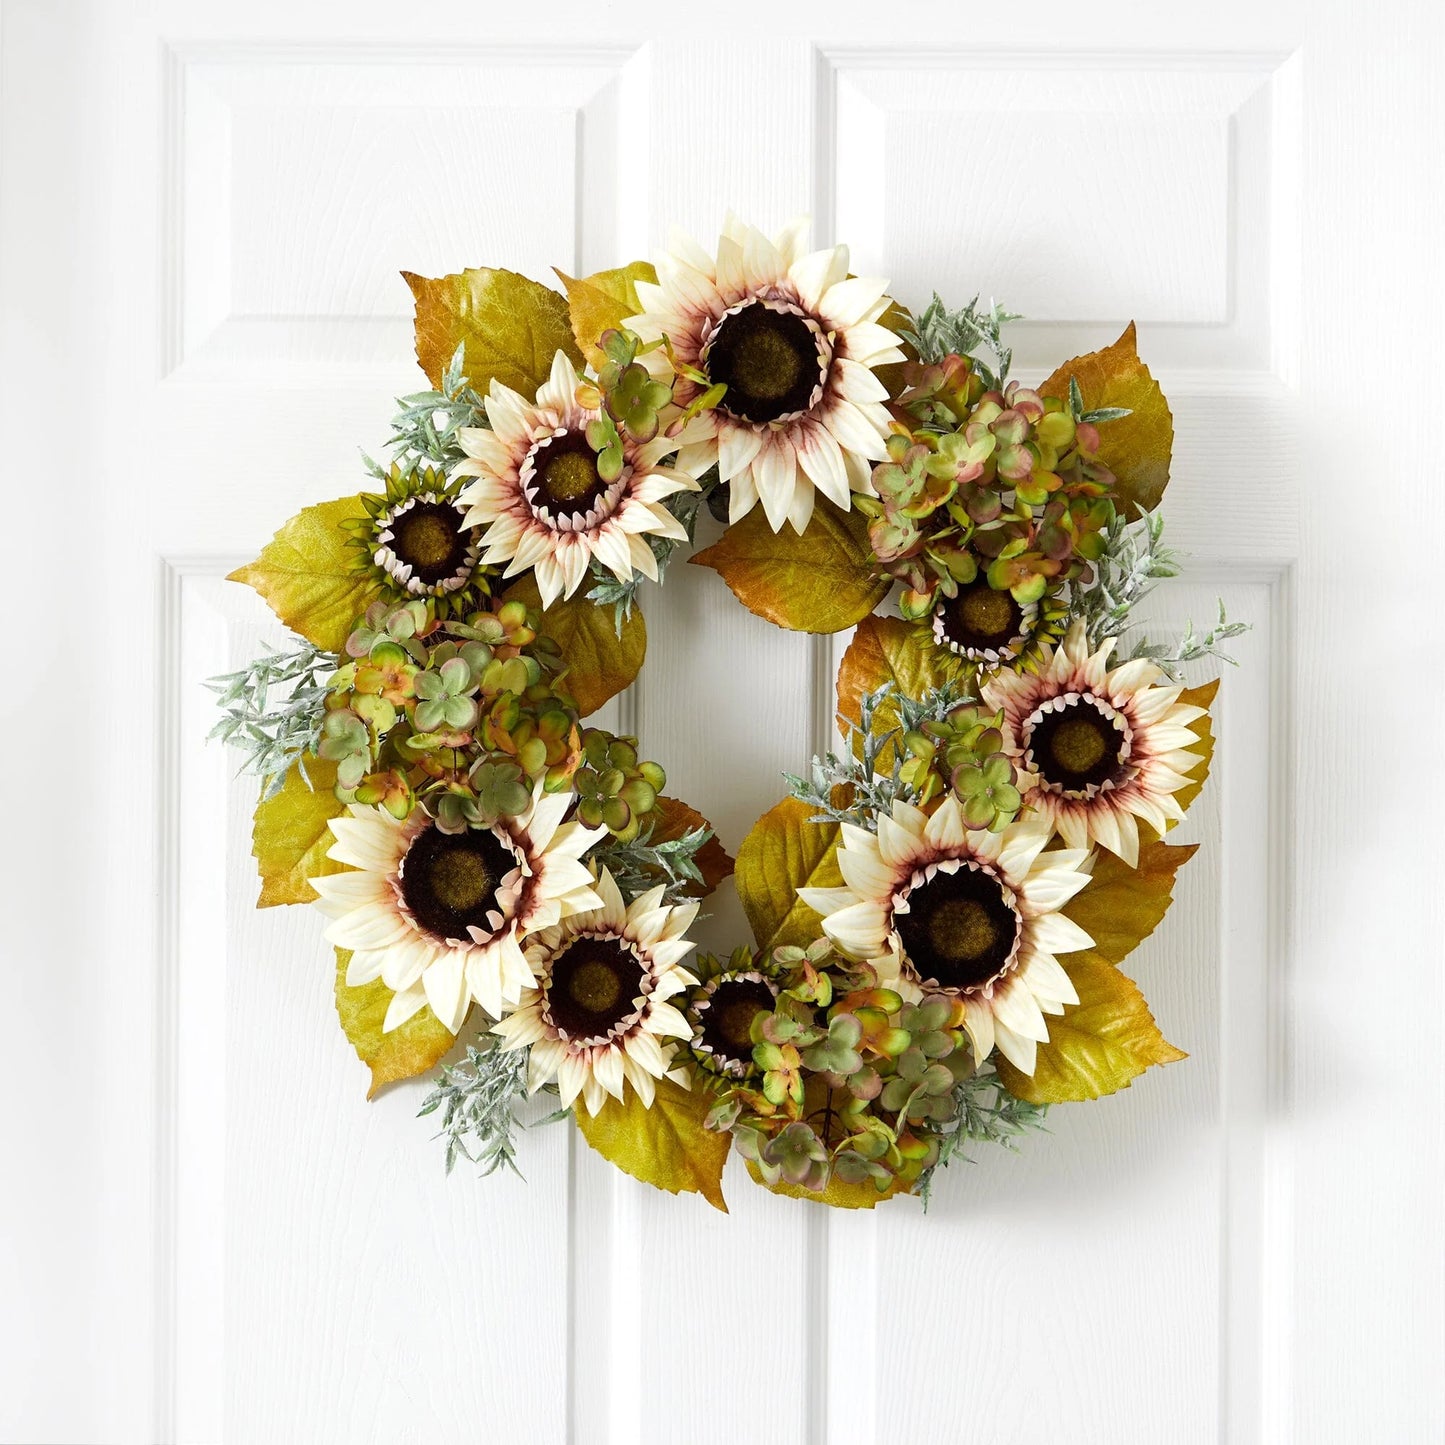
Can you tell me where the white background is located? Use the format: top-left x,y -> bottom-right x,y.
2,1 -> 1443,1441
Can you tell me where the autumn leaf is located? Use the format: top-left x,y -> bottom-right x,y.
734,797 -> 843,953
1039,322 -> 1174,515
648,795 -> 735,898
402,266 -> 581,396
1062,839 -> 1198,967
996,950 -> 1186,1104
228,495 -> 375,653
835,614 -> 959,766
556,261 -> 657,368
744,1160 -> 911,1210
690,498 -> 890,634
251,756 -> 348,907
1170,677 -> 1219,821
574,1076 -> 730,1212
334,949 -> 461,1099
502,574 -> 646,717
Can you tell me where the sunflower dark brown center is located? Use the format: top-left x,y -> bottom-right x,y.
700,978 -> 776,1063
400,824 -> 514,941
390,500 -> 471,584
893,866 -> 1019,992
546,935 -> 646,1040
937,579 -> 1024,653
531,431 -> 608,516
1030,697 -> 1124,791
706,301 -> 825,423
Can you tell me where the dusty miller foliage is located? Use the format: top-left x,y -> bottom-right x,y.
418,1036 -> 536,1177
207,642 -> 336,799
784,679 -> 973,832
592,820 -> 716,903
1065,374 -> 1133,426
917,1068 -> 1049,1210
1074,511 -> 1250,681
1073,509 -> 1179,646
1125,601 -> 1251,681
362,343 -> 485,481
901,293 -> 1023,390
587,476 -> 712,634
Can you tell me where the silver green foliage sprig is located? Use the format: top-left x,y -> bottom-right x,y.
591,820 -> 716,904
1073,510 -> 1250,681
1073,509 -> 1179,647
1126,602 -> 1251,682
901,293 -> 1023,389
363,342 -> 485,482
418,1036 -> 533,1177
1065,374 -> 1133,426
207,642 -> 336,799
916,1067 -> 1049,1210
784,679 -> 974,832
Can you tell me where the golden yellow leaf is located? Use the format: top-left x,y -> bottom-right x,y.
501,574 -> 646,717
252,756 -> 347,908
996,950 -> 1186,1104
1171,677 -> 1219,820
744,1159 -> 910,1210
835,614 -> 959,766
333,949 -> 461,1099
734,797 -> 843,953
1038,321 -> 1175,515
227,495 -> 375,653
574,1076 -> 730,1212
555,261 -> 658,368
1063,839 -> 1198,967
648,795 -> 735,898
402,266 -> 582,395
690,498 -> 890,634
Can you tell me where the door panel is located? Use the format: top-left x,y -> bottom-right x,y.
4,3 -> 1442,1442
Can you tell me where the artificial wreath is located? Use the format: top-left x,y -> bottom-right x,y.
215,217 -> 1246,1212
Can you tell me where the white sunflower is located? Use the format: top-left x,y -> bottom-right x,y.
981,621 -> 1208,867
453,350 -> 701,609
931,576 -> 1050,669
626,215 -> 905,534
493,869 -> 698,1116
685,969 -> 780,1080
371,491 -> 480,598
799,797 -> 1094,1075
312,789 -> 606,1033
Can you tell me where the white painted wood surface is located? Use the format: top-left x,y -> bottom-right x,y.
2,2 -> 1442,1442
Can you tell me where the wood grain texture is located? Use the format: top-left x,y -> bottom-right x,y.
596,40 -> 823,1445
11,3 -> 1443,1442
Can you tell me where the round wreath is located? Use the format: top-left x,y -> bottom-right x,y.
217,216 -> 1242,1212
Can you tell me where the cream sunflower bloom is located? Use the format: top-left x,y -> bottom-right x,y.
493,868 -> 699,1116
981,621 -> 1208,867
311,788 -> 606,1034
453,350 -> 702,609
626,215 -> 906,534
799,798 -> 1093,1075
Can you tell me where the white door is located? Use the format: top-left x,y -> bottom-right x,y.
4,2 -> 1442,1441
